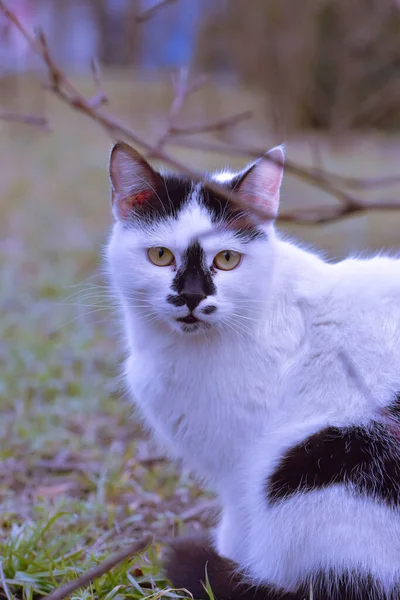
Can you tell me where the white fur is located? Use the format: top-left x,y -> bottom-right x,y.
106,168 -> 400,594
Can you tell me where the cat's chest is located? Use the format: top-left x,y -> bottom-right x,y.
126,338 -> 276,481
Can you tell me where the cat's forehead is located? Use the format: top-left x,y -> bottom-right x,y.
145,195 -> 240,254
130,174 -> 267,249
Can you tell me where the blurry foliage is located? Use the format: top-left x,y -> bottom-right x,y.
196,0 -> 400,133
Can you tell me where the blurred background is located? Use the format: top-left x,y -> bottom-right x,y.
2,1 -> 400,594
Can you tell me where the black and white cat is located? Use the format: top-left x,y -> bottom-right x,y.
106,141 -> 400,599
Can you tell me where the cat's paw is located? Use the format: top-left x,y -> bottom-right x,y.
164,535 -> 238,599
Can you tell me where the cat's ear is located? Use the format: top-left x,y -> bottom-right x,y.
109,141 -> 162,220
234,145 -> 285,220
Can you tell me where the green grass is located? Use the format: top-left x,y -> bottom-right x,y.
1,71 -> 400,599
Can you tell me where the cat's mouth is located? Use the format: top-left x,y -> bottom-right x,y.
177,314 -> 200,325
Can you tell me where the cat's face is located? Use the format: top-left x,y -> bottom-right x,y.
107,143 -> 284,336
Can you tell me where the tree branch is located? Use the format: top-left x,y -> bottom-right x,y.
150,68 -> 252,155
136,0 -> 178,23
42,535 -> 153,600
170,109 -> 253,136
0,109 -> 49,130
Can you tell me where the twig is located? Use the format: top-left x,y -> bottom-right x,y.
0,109 -> 49,131
152,68 -> 213,153
42,535 -> 153,600
178,499 -> 218,523
168,134 -> 400,191
168,138 -> 400,223
136,454 -> 168,467
136,0 -> 178,23
151,66 -> 193,152
170,109 -> 253,136
0,560 -> 13,600
151,68 -> 252,158
89,57 -> 108,108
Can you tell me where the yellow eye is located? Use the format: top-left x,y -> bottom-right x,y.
213,250 -> 241,271
147,247 -> 175,267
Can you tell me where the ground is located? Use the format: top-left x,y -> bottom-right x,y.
1,72 -> 400,600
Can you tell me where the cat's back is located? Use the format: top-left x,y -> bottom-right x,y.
333,252 -> 400,309
329,253 -> 400,393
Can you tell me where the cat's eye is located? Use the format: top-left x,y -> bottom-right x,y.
147,247 -> 175,267
213,250 -> 241,271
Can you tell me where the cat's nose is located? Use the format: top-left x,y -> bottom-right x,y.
180,292 -> 206,312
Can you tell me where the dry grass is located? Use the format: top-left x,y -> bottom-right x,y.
1,72 -> 400,599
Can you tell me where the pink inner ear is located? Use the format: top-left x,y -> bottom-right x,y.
133,190 -> 153,205
237,149 -> 284,217
116,189 -> 153,219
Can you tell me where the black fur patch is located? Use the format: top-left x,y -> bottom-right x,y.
164,537 -> 400,600
200,185 -> 267,242
129,176 -> 192,222
303,570 -> 400,600
202,305 -> 217,315
171,242 -> 216,298
130,174 -> 267,241
266,422 -> 400,507
166,294 -> 186,307
387,393 -> 400,418
164,536 -> 295,600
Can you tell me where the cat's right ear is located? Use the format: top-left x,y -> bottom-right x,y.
109,141 -> 161,220
233,145 -> 285,220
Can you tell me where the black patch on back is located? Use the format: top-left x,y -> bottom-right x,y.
164,537 -> 400,599
388,392 -> 400,418
130,174 -> 267,242
266,422 -> 400,507
171,242 -> 216,297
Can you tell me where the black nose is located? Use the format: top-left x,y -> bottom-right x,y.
180,292 -> 206,312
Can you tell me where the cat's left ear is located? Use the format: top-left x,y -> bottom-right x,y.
109,141 -> 162,221
233,145 -> 285,219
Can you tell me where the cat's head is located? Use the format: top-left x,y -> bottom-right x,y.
106,142 -> 284,336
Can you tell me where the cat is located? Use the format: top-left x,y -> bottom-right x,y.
106,141 -> 400,599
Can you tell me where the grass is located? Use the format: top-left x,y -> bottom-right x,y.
1,71 -> 400,599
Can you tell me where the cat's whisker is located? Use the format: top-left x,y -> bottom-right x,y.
221,316 -> 251,337
59,303 -> 112,309
55,307 -> 114,331
61,289 -> 112,302
64,273 -> 106,289
229,312 -> 259,323
162,176 -> 175,217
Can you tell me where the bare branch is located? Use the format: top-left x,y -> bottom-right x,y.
170,109 -> 253,136
0,109 -> 49,130
2,0 -> 400,226
136,0 -> 178,23
90,57 -> 108,108
168,138 -> 400,223
42,535 -> 153,600
151,67 -> 252,160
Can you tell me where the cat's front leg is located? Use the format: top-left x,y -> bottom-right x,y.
213,503 -> 247,564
